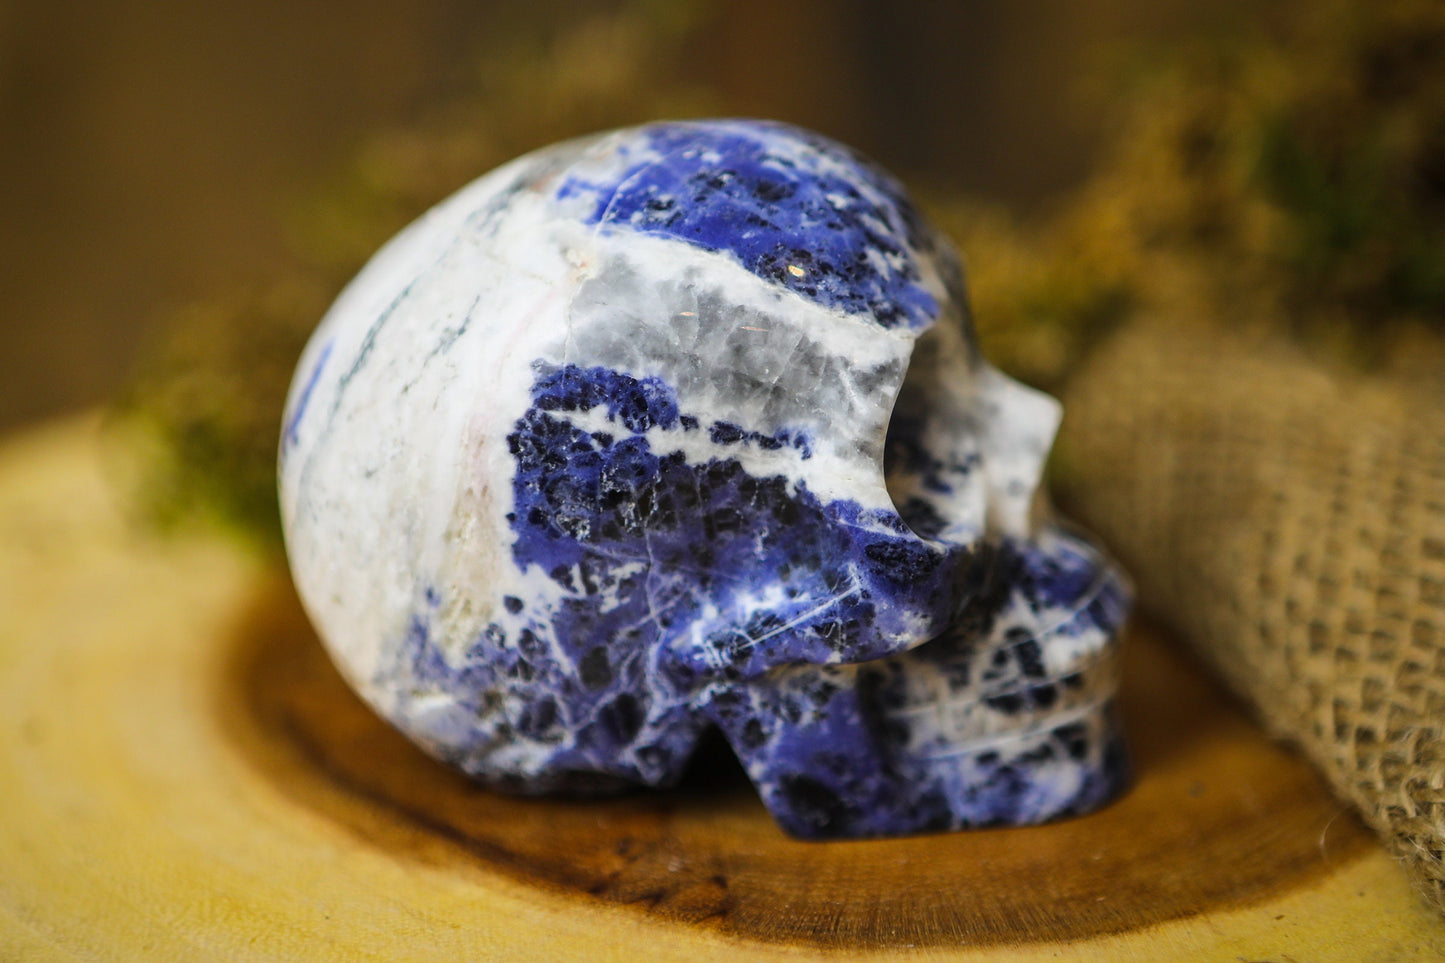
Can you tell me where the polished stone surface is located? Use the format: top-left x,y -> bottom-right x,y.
280,120 -> 1129,837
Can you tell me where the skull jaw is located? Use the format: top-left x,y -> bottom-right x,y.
707,525 -> 1132,839
740,703 -> 1129,840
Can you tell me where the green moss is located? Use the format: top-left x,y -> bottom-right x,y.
117,282 -> 325,548
122,0 -> 1445,543
117,1 -> 723,548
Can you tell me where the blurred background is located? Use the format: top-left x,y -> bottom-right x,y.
0,0 -> 1253,434
7,0 -> 1444,920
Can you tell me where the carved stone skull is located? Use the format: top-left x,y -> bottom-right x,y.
279,119 -> 1130,838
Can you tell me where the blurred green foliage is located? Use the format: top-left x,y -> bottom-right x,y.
119,1 -> 720,548
121,0 -> 1445,546
959,0 -> 1445,381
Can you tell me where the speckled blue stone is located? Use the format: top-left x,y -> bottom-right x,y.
557,122 -> 942,330
280,119 -> 1131,839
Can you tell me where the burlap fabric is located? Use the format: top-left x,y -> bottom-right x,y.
1056,319 -> 1445,914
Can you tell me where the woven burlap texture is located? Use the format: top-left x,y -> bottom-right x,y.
1056,320 -> 1445,914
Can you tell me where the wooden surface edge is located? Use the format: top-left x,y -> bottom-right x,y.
0,413 -> 1441,961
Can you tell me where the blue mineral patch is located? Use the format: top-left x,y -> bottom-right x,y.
387,360 -> 1127,834
710,534 -> 1132,837
532,363 -> 680,432
558,120 -> 941,330
507,363 -> 955,679
282,339 -> 333,451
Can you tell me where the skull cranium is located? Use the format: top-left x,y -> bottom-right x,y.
279,119 -> 1129,838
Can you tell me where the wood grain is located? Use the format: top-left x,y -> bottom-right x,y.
2,415 -> 1442,961
226,578 -> 1374,946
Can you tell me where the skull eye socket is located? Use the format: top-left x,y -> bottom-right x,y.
883,409 -> 947,540
882,321 -> 985,546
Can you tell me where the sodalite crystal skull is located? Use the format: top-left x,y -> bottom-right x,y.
279,119 -> 1130,838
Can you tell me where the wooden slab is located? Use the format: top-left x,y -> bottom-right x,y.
1,415 -> 1442,961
